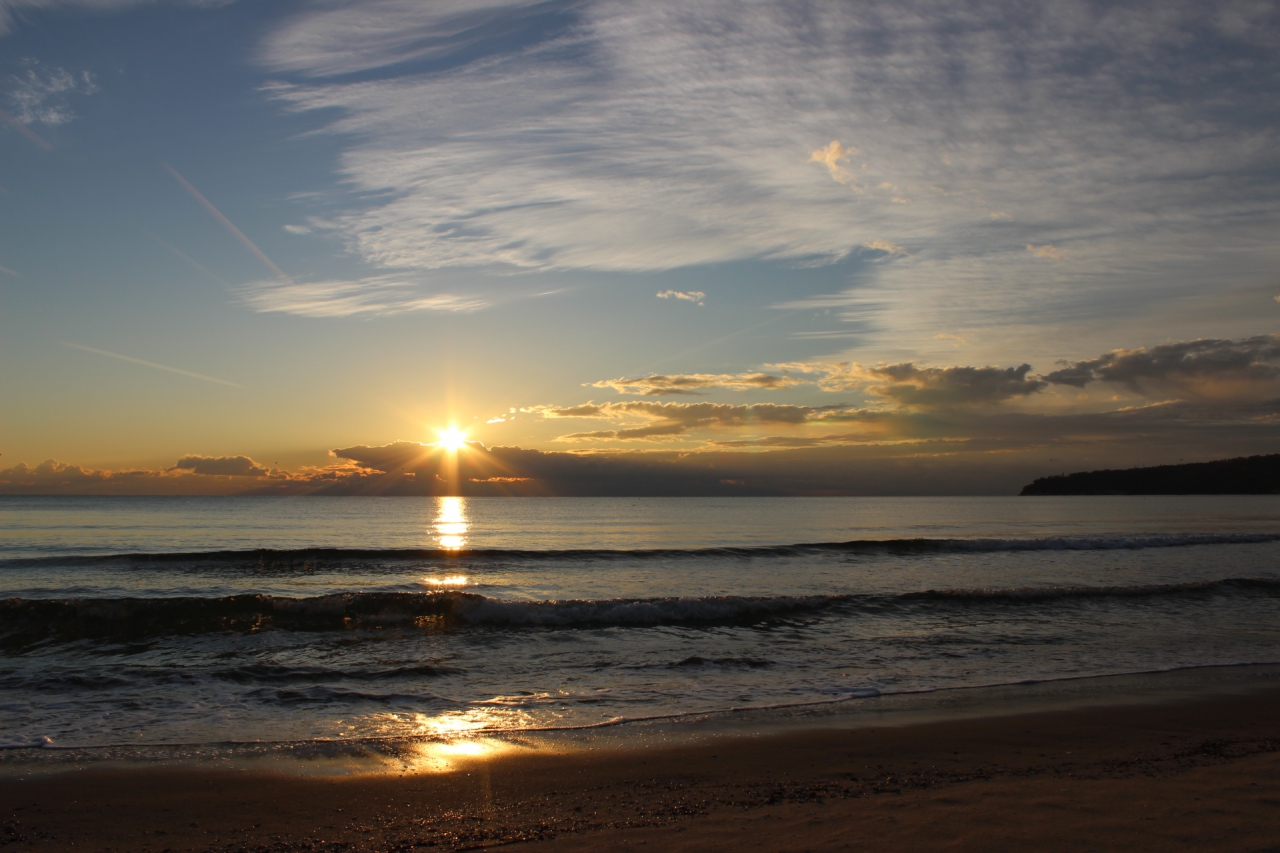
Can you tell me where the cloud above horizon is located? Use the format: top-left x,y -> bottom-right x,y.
172,454 -> 271,477
586,360 -> 1048,408
535,400 -> 851,441
781,361 -> 1047,408
582,334 -> 1280,413
1044,335 -> 1280,398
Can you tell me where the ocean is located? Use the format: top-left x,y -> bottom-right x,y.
2,495 -> 1279,768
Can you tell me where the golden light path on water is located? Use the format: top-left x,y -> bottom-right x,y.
423,575 -> 468,586
370,707 -> 538,773
433,496 -> 469,551
402,738 -> 516,773
345,496 -> 548,771
358,496 -> 495,771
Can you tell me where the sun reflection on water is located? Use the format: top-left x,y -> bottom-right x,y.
378,707 -> 534,772
405,738 -> 508,772
423,575 -> 467,587
433,496 -> 468,551
422,710 -> 490,738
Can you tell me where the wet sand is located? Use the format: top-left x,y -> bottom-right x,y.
3,685 -> 1280,852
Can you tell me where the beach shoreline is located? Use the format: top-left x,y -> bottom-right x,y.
4,666 -> 1280,851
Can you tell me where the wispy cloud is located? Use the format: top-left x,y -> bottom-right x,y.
256,0 -> 1280,344
63,342 -> 240,387
0,105 -> 50,149
1026,243 -> 1065,260
258,0 -> 540,78
5,63 -> 96,125
0,0 -> 161,37
589,372 -> 804,396
238,276 -> 489,317
790,330 -> 863,340
864,239 -> 908,256
656,290 -> 704,305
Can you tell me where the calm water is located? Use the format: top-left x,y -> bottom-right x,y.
2,495 -> 1279,759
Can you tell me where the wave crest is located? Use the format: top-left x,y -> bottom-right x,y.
6,532 -> 1278,570
3,577 -> 1278,648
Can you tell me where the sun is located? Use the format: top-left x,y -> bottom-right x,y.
436,425 -> 468,452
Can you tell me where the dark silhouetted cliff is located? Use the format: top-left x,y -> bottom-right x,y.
1020,454 -> 1280,495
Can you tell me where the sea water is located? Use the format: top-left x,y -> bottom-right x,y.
1,495 -> 1279,762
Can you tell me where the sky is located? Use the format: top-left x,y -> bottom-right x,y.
1,0 -> 1279,495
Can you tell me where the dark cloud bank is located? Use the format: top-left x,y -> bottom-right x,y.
1043,336 -> 1280,395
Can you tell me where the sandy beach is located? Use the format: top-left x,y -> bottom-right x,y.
3,679 -> 1279,852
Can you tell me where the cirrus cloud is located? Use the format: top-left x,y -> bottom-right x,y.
588,372 -> 804,396
238,276 -> 489,317
5,63 -> 96,125
656,290 -> 704,305
255,0 -> 1280,350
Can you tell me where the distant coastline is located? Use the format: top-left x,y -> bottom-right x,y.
1020,454 -> 1280,496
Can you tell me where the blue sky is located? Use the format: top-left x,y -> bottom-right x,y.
2,0 -> 1279,494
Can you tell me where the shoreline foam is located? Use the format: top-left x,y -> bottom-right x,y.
3,666 -> 1279,851
4,661 -> 1278,776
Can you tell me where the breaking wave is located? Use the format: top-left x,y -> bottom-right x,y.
4,531 -> 1279,571
3,577 -> 1278,648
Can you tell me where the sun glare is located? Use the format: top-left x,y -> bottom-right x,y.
436,426 -> 467,452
